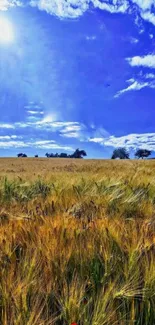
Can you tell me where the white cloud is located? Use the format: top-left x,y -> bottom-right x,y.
1,0 -> 155,28
86,35 -> 96,41
0,0 -> 9,10
89,137 -> 104,144
125,57 -> 155,94
130,37 -> 139,44
60,124 -> 83,138
145,73 -> 155,79
27,116 -> 42,122
61,132 -> 79,138
92,0 -> 128,14
0,0 -> 155,24
32,140 -> 73,150
36,143 -> 73,150
141,11 -> 155,25
27,110 -> 44,115
127,55 -> 155,68
0,138 -> 73,151
0,140 -> 28,148
89,133 -> 155,151
34,140 -> 55,145
132,0 -> 154,11
0,117 -> 88,143
115,80 -> 150,98
0,123 -> 15,129
0,0 -> 21,11
30,0 -> 129,18
38,114 -> 58,124
61,125 -> 81,133
0,118 -> 83,136
0,117 -> 110,147
126,78 -> 135,84
60,123 -> 110,141
28,0 -> 155,27
30,0 -> 89,18
33,120 -> 81,134
0,135 -> 19,140
2,130 -> 155,152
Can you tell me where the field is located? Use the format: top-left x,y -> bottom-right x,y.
0,158 -> 155,324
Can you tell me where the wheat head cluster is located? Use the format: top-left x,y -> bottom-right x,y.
0,158 -> 154,325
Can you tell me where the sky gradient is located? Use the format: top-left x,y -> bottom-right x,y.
0,0 -> 155,158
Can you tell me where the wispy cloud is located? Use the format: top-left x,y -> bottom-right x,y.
89,133 -> 155,151
0,118 -> 82,133
0,115 -> 110,151
145,73 -> 155,79
0,135 -> 20,140
0,141 -> 28,149
27,110 -> 44,115
60,123 -> 110,142
31,140 -> 73,150
86,35 -> 96,41
130,37 -> 139,44
0,138 -> 73,151
115,80 -> 151,98
60,124 -> 84,139
0,123 -> 15,129
89,137 -> 104,144
121,55 -> 155,97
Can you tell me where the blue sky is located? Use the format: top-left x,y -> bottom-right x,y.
0,0 -> 155,158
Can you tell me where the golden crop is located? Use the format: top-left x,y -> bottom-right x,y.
0,158 -> 155,324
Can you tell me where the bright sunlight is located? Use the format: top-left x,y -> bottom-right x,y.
0,17 -> 14,43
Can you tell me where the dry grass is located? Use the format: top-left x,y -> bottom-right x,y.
0,158 -> 155,324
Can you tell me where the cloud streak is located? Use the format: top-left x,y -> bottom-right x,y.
2,131 -> 155,152
115,80 -> 152,98
89,133 -> 155,151
0,137 -> 73,151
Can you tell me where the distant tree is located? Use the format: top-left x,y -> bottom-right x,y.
71,149 -> 87,159
35,155 -> 38,158
45,149 -> 87,159
17,153 -> 27,158
59,153 -> 68,158
17,153 -> 23,157
135,149 -> 151,159
79,149 -> 87,158
111,147 -> 129,159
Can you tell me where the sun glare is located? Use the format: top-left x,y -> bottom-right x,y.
0,17 -> 14,43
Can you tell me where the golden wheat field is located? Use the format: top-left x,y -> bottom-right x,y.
0,158 -> 155,325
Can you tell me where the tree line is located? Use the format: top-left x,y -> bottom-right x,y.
17,148 -> 87,159
17,147 -> 152,159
